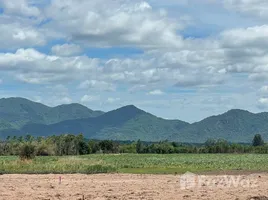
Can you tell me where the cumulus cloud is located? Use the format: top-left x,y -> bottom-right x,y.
51,44 -> 82,56
218,25 -> 268,81
148,89 -> 164,95
0,48 -> 100,83
259,86 -> 268,93
224,0 -> 268,18
0,0 -> 41,17
1,0 -> 267,88
45,0 -> 184,48
258,97 -> 268,109
220,25 -> 268,49
81,95 -> 100,103
0,22 -> 46,49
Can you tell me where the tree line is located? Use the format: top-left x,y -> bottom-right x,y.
0,133 -> 267,159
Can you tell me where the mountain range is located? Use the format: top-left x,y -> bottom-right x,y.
0,97 -> 268,143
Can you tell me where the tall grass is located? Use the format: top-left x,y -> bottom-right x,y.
0,156 -> 116,174
1,154 -> 268,174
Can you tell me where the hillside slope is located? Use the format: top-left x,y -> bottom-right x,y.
21,105 -> 189,141
0,97 -> 104,130
172,109 -> 268,143
2,97 -> 268,143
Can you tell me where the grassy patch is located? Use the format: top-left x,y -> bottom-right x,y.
1,154 -> 268,174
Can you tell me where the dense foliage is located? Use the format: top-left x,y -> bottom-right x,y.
1,133 -> 268,157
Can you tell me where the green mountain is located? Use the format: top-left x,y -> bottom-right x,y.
1,97 -> 268,143
172,109 -> 268,143
0,97 -> 104,130
20,105 -> 189,141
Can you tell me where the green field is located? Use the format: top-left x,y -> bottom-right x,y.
1,154 -> 268,174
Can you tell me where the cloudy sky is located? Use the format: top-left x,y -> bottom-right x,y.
1,0 -> 268,122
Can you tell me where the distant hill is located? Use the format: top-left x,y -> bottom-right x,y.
172,109 -> 268,143
0,97 -> 104,130
21,105 -> 189,141
1,97 -> 268,143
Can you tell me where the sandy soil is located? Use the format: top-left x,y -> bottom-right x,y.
1,173 -> 268,200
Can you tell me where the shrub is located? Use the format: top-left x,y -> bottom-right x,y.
35,144 -> 53,156
19,143 -> 36,160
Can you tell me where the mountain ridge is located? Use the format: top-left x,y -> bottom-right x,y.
0,97 -> 104,129
20,104 -> 189,141
1,97 -> 268,143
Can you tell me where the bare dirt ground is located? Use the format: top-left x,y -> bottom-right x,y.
1,173 -> 268,200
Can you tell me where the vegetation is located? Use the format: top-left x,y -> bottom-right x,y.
18,105 -> 188,142
0,133 -> 268,174
1,133 -> 268,157
252,134 -> 265,146
0,97 -> 103,131
2,154 -> 268,174
19,143 -> 36,160
173,109 -> 268,143
2,97 -> 268,143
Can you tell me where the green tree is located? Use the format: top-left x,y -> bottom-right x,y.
136,140 -> 143,153
76,134 -> 89,155
252,134 -> 265,146
99,140 -> 118,153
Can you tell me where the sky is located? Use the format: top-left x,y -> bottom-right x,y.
1,0 -> 268,123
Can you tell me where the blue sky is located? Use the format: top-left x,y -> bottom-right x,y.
1,0 -> 268,122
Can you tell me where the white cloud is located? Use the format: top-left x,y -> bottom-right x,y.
0,23 -> 46,49
0,0 -> 41,17
258,96 -> 268,109
220,25 -> 268,49
258,97 -> 268,105
0,48 -> 100,84
81,95 -> 100,103
78,80 -> 116,91
218,25 -> 268,81
1,22 -> 268,90
259,86 -> 268,93
107,97 -> 120,103
224,0 -> 268,18
51,44 -> 82,56
148,89 -> 164,95
45,0 -> 184,48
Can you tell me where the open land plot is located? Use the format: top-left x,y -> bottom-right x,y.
1,173 -> 268,200
1,154 -> 268,199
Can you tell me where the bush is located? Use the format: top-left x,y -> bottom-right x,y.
19,143 -> 36,160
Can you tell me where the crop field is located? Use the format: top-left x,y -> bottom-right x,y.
1,154 -> 268,174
